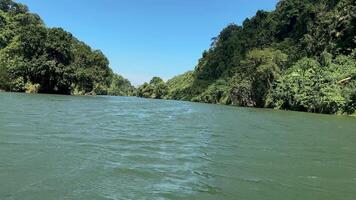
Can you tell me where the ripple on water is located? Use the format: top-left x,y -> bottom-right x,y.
0,93 -> 356,200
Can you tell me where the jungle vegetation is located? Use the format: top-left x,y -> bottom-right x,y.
0,0 -> 354,114
0,0 -> 134,95
138,0 -> 355,114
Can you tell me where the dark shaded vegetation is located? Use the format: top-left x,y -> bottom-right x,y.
139,0 -> 355,115
0,0 -> 133,95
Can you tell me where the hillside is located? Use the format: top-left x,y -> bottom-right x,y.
137,0 -> 356,114
0,0 -> 134,95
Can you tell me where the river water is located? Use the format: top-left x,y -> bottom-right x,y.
0,92 -> 355,200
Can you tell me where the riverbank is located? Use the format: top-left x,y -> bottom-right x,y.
162,96 -> 356,117
2,90 -> 355,116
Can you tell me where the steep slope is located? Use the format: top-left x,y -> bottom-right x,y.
140,0 -> 356,114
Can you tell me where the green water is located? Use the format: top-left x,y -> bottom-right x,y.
0,93 -> 355,200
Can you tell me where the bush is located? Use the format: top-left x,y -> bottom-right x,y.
0,65 -> 10,91
92,83 -> 108,95
136,77 -> 168,99
24,82 -> 40,93
270,55 -> 355,114
10,77 -> 26,92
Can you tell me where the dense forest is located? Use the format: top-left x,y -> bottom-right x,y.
137,0 -> 356,115
0,0 -> 134,95
0,0 -> 355,115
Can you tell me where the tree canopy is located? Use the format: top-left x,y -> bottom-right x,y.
1,0 -> 354,114
139,0 -> 355,114
136,77 -> 168,99
0,0 -> 133,95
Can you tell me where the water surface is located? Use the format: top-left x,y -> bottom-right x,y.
0,93 -> 355,200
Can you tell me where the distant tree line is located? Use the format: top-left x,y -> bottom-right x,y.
0,0 -> 134,95
137,0 -> 355,115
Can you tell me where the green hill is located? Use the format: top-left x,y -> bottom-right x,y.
0,0 -> 134,95
139,0 -> 355,114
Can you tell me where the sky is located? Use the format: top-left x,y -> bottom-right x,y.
15,0 -> 279,86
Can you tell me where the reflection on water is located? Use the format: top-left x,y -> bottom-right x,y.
0,93 -> 355,200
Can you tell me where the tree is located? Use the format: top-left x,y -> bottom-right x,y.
162,0 -> 354,114
270,55 -> 355,114
136,77 -> 168,99
231,48 -> 288,107
108,74 -> 135,96
0,0 -> 131,95
0,62 -> 10,90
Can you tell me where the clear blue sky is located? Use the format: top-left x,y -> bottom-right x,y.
16,0 -> 278,86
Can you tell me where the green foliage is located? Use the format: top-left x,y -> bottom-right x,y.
71,40 -> 112,95
24,82 -> 40,93
92,83 -> 108,95
4,0 -> 353,115
229,78 -> 254,107
270,55 -> 356,114
0,62 -> 9,90
342,80 -> 356,114
137,77 -> 168,99
195,24 -> 244,81
193,79 -> 231,104
228,48 -> 288,107
166,71 -> 194,101
10,76 -> 25,92
147,0 -> 356,115
136,82 -> 153,98
107,74 -> 135,96
0,0 -> 132,95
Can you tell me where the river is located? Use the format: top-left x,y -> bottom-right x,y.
0,92 -> 355,200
